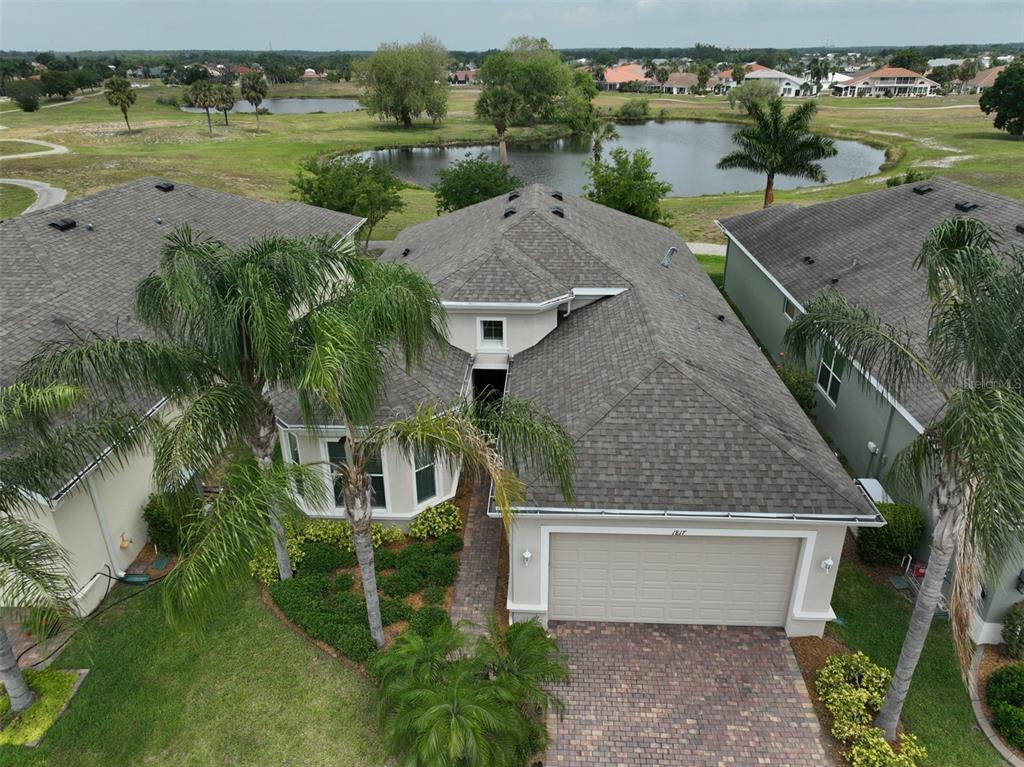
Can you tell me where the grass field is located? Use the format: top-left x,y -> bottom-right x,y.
0,582 -> 385,767
0,82 -> 1020,243
0,184 -> 37,219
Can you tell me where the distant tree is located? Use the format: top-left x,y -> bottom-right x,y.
727,79 -> 779,114
40,69 -> 75,99
8,80 -> 41,112
293,155 -> 405,245
215,84 -> 235,126
694,62 -> 713,93
589,118 -> 619,162
357,36 -> 449,127
72,68 -> 98,93
717,98 -> 837,207
731,61 -> 748,85
0,58 -> 32,96
655,67 -> 670,90
104,75 -> 136,132
888,49 -> 929,74
959,58 -> 979,82
432,155 -> 523,213
643,58 -> 656,79
929,65 -> 961,92
240,72 -> 268,132
886,168 -> 933,187
179,65 -> 211,86
584,147 -> 672,224
979,60 -> 1024,138
188,80 -> 217,136
474,83 -> 523,165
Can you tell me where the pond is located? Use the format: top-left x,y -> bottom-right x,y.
182,97 -> 360,115
360,120 -> 886,197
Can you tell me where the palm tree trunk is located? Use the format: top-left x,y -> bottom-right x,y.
498,130 -> 509,166
875,468 -> 960,740
0,626 -> 34,712
222,109 -> 229,126
344,481 -> 386,647
255,109 -> 260,133
250,422 -> 293,581
763,173 -> 776,207
205,108 -> 212,136
122,108 -> 131,133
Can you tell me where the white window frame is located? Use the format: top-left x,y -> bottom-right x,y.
413,447 -> 438,507
476,317 -> 508,352
816,345 -> 844,406
365,450 -> 389,511
782,297 -> 798,321
285,431 -> 301,465
319,437 -> 391,513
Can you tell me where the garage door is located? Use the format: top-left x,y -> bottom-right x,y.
548,533 -> 799,626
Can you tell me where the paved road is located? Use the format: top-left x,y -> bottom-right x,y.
0,178 -> 67,214
0,137 -> 70,161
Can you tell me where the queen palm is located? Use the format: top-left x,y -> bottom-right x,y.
717,98 -> 837,207
188,80 -> 217,136
240,71 -> 268,133
589,118 -> 619,163
785,216 -> 1024,740
337,394 -> 575,646
26,227 -> 445,590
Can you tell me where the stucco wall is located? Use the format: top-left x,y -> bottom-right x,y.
445,309 -> 558,357
507,513 -> 849,638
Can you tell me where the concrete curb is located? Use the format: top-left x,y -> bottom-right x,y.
970,646 -> 1023,766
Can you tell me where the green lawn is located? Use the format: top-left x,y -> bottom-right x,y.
828,565 -> 1001,767
0,140 -> 44,157
0,184 -> 36,219
0,582 -> 385,767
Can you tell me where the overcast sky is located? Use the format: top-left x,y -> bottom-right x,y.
2,1 -> 1022,53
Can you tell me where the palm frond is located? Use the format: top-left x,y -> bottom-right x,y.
0,515 -> 75,626
785,288 -> 947,402
0,383 -> 84,433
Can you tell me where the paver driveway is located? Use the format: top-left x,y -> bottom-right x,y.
546,622 -> 831,767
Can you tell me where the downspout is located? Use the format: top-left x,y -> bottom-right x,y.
873,402 -> 898,481
86,475 -> 126,578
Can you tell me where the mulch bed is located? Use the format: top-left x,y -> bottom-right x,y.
977,644 -> 1024,761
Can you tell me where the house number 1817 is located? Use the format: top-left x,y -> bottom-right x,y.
671,530 -> 688,536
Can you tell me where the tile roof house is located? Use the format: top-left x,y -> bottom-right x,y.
280,183 -> 880,636
832,67 -> 939,97
599,63 -> 651,90
966,65 -> 1007,93
0,178 -> 363,613
718,177 -> 1024,643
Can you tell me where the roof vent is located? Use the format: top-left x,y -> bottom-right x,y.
508,191 -> 520,202
955,201 -> 979,212
660,246 -> 677,268
551,190 -> 564,201
830,277 -> 840,285
716,314 -> 725,322
912,185 -> 934,195
85,223 -> 94,231
551,206 -> 564,218
401,248 -> 410,258
503,207 -> 516,218
807,257 -> 816,265
1016,224 -> 1024,235
155,181 -> 175,193
49,218 -> 77,232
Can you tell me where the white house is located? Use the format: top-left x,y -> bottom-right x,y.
742,67 -> 810,96
832,67 -> 939,97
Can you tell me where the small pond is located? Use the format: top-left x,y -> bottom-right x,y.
182,97 -> 360,115
360,120 -> 886,197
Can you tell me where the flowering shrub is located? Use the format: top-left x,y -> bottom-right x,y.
409,501 -> 462,539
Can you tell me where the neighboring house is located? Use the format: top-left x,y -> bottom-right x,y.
966,65 -> 1007,93
301,68 -> 322,80
743,67 -> 810,96
819,72 -> 852,92
717,178 -> 1024,643
449,69 -> 477,85
0,178 -> 363,615
282,184 -> 881,637
599,63 -> 651,90
710,63 -> 768,93
832,67 -> 939,97
660,72 -> 698,94
231,65 -> 254,76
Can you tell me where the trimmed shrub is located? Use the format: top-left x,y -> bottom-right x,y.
249,516 -> 306,584
142,488 -> 201,553
333,571 -> 355,593
775,364 -> 817,417
988,664 -> 1024,749
422,584 -> 447,606
847,728 -> 927,767
425,556 -> 458,588
379,569 -> 426,599
380,597 -> 414,625
409,606 -> 450,637
1003,602 -> 1024,660
431,531 -> 465,556
374,547 -> 398,571
409,501 -> 462,539
856,503 -> 926,566
252,519 -> 402,583
298,540 -> 348,575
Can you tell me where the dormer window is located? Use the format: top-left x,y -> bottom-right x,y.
478,318 -> 506,350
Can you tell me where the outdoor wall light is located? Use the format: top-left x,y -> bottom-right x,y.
522,549 -> 532,567
821,557 -> 835,574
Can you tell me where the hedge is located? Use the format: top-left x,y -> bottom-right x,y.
1002,602 -> 1024,660
142,488 -> 202,553
856,503 -> 925,566
987,664 -> 1024,750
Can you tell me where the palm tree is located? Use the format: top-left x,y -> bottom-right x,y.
655,67 -> 670,92
25,228 -> 445,590
240,71 -> 268,133
785,217 -> 1024,741
0,383 -> 152,711
104,74 -> 136,132
589,118 -> 620,163
188,80 -> 217,136
717,98 -> 837,207
214,84 -> 235,126
343,396 -> 575,646
475,83 -> 523,166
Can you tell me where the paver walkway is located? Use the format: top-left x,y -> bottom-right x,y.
450,481 -> 503,629
547,622 -> 833,767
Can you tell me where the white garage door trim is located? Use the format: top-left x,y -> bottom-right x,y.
512,525 -> 833,622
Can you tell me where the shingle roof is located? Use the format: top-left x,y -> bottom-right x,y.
720,177 -> 1024,426
394,184 -> 876,519
968,65 -> 1006,88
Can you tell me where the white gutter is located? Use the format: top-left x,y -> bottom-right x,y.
716,221 -> 927,436
490,506 -> 885,527
443,286 -> 626,314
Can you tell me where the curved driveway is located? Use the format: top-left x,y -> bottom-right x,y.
0,138 -> 69,161
0,178 -> 67,213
